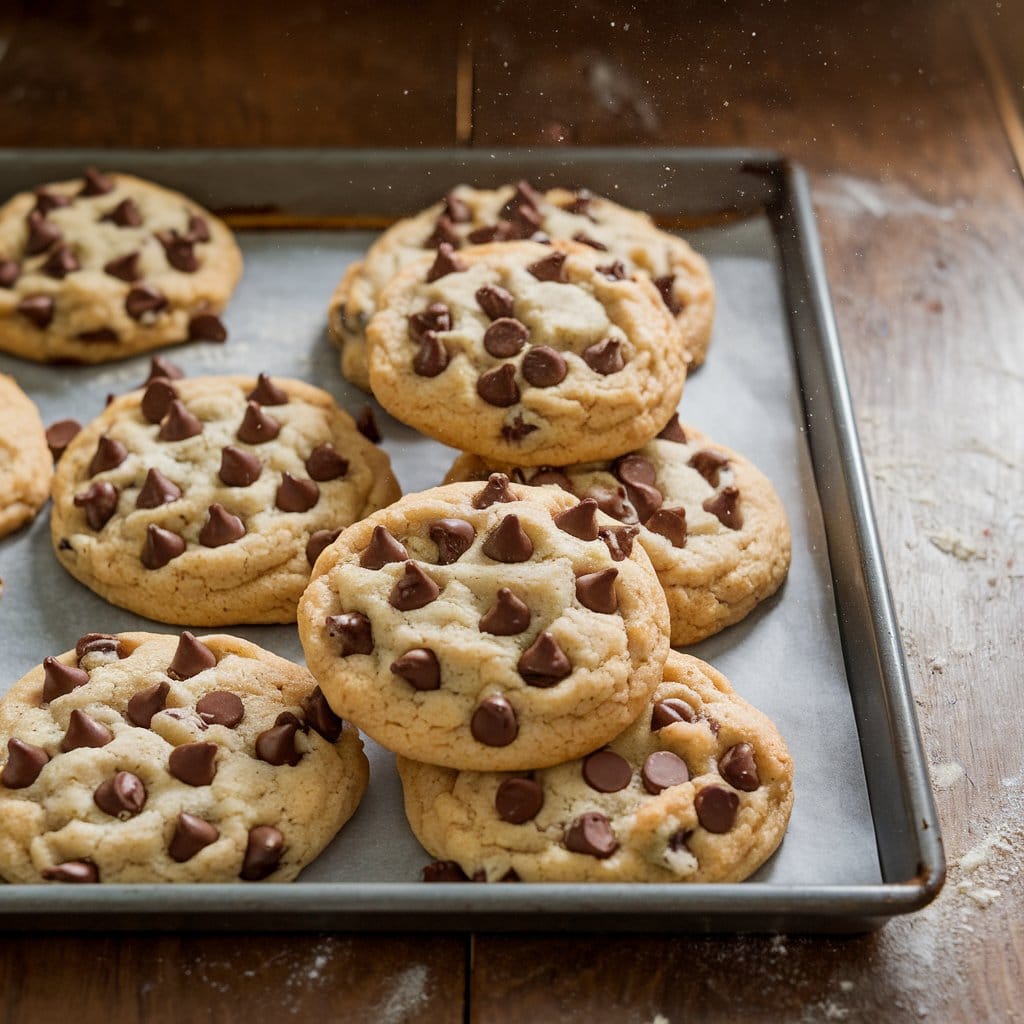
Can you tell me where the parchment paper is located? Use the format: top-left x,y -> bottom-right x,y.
0,216 -> 882,886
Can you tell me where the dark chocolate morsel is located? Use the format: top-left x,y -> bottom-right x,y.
94,771 -> 147,818
1,738 -> 49,789
275,473 -> 320,513
413,332 -> 449,377
157,399 -> 203,441
704,486 -> 743,529
255,715 -> 303,767
425,213 -> 459,249
169,812 -> 220,862
517,632 -> 571,687
477,363 -> 520,407
141,378 -> 178,423
572,231 -> 608,251
16,294 -> 55,329
302,687 -> 344,742
305,443 -> 349,481
196,691 -> 244,728
88,435 -> 128,475
521,346 -> 567,387
642,751 -> 690,795
356,405 -> 381,443
654,274 -> 683,315
74,481 -> 119,530
482,515 -> 533,563
527,251 -> 567,282
575,568 -> 619,613
553,498 -> 599,541
42,657 -> 90,702
187,215 -> 211,243
476,284 -> 515,320
236,401 -> 281,444
306,529 -> 341,567
645,507 -> 687,547
240,825 -> 284,880
688,449 -> 730,488
472,473 -> 516,509
599,525 -> 639,561
719,743 -> 761,792
102,197 -> 142,227
103,251 -> 141,282
429,518 -> 476,564
33,188 -> 70,215
41,244 -> 80,279
168,631 -> 217,680
695,784 -> 740,833
651,698 -> 696,730
471,695 -> 518,747
25,211 -> 62,255
657,413 -> 687,443
468,224 -> 508,244
325,612 -> 374,656
565,812 -> 618,858
583,750 -> 632,793
135,468 -> 181,509
198,504 -> 246,547
390,648 -> 441,691
126,681 -> 170,727
582,337 -> 625,375
141,524 -> 186,569
614,454 -> 657,488
61,709 -> 114,752
389,561 -> 441,610
529,468 -> 573,491
219,445 -> 262,487
582,483 -> 636,524
500,414 -> 539,442
483,317 -> 528,358
75,633 -> 123,662
408,302 -> 452,343
597,260 -> 627,281
247,373 -> 289,406
360,525 -> 408,569
77,327 -> 119,344
423,860 -> 469,882
0,259 -> 20,288
479,588 -> 531,635
188,314 -> 227,342
426,242 -> 466,282
42,861 -> 99,883
158,231 -> 198,272
168,742 -> 218,786
624,480 -> 663,524
125,285 -> 168,320
80,166 -> 114,196
495,777 -> 544,824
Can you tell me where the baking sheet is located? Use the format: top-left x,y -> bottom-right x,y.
0,215 -> 881,889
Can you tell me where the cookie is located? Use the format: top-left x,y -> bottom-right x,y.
0,374 -> 51,537
0,630 -> 368,883
0,168 -> 242,363
446,417 -> 791,645
367,239 -> 688,466
50,374 -> 401,625
298,476 -> 670,771
329,180 -> 714,390
398,650 -> 793,883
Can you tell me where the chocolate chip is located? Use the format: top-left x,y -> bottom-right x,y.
642,751 -> 689,795
169,812 -> 220,862
495,777 -> 544,824
168,742 -> 218,786
625,480 -> 663,524
219,445 -> 262,487
75,633 -> 123,663
188,313 -> 227,342
483,317 -> 528,358
583,750 -> 632,793
94,771 -> 147,818
42,861 -> 99,884
1,738 -> 49,789
73,481 -> 118,530
306,529 -> 341,567
479,588 -> 531,635
103,251 -> 141,282
583,484 -> 636,523
553,498 -> 599,541
61,709 -> 113,752
237,401 -> 280,444
657,413 -> 687,443
599,525 -> 639,561
127,681 -> 169,727
187,215 -> 210,243
645,507 -> 687,547
565,812 -> 618,858
360,525 -> 408,569
42,656 -> 90,702
141,524 -> 186,569
582,338 -> 625,375
125,285 -> 168,320
33,188 -> 70,215
141,378 -> 178,423
305,443 -> 348,481
719,743 -> 761,792
573,231 -> 608,251
426,242 -> 466,282
240,825 -> 284,880
444,191 -> 472,223
25,211 -> 62,255
168,631 -> 217,680
613,454 -> 655,488
356,404 -> 381,443
423,519 -> 472,566
157,399 -> 203,441
468,224 -> 508,244
425,214 -> 460,249
482,514 -> 533,562
0,260 -> 20,288
704,487 -> 743,529
689,450 -> 730,488
530,468 -> 573,490
413,332 -> 449,377
505,201 -> 542,240
159,231 -> 198,272
326,612 -> 373,656
302,687 -> 343,742
597,260 -> 627,281
517,632 -> 571,687
247,373 -> 288,406
471,695 -> 518,747
102,198 -> 142,227
199,504 -> 246,547
502,180 -> 544,217
41,243 -> 79,279
80,166 -> 114,196
423,860 -> 469,882
17,294 -> 55,329
575,568 -> 618,613
256,713 -> 303,767
472,473 -> 516,509
526,250 -> 567,282
563,190 -> 594,216
695,785 -> 739,833
476,284 -> 515,320
391,648 -> 441,691
77,327 -> 119,343
651,698 -> 695,731
477,364 -> 519,408
408,302 -> 452,343
501,414 -> 538,442
654,274 -> 682,315
88,435 -> 128,475
521,345 -> 567,387
389,561 -> 440,610
194,691 -> 244,729
276,473 -> 320,513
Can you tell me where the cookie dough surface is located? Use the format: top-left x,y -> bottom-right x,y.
447,418 -> 791,645
51,374 -> 401,625
298,477 -> 670,771
0,631 -> 368,883
0,169 -> 242,363
367,240 -> 688,466
399,651 -> 793,883
330,181 -> 714,390
0,373 -> 51,537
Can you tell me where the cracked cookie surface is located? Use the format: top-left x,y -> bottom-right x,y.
0,373 -> 50,538
367,239 -> 688,466
298,477 -> 670,771
0,630 -> 368,883
0,169 -> 242,363
50,374 -> 401,625
329,181 -> 714,390
399,651 -> 793,883
447,418 -> 791,645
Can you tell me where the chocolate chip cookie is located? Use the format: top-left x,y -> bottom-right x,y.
0,374 -> 51,538
0,630 -> 368,883
367,239 -> 688,466
399,650 -> 793,883
329,180 -> 714,390
446,417 -> 791,645
50,374 -> 401,625
297,476 -> 670,771
0,168 -> 242,363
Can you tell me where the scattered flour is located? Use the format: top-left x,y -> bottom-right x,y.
815,174 -> 962,222
930,761 -> 965,790
372,963 -> 429,1023
923,529 -> 985,561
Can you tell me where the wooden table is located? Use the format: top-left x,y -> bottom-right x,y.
1,1 -> 1021,1019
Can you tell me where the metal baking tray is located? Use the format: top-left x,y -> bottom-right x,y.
0,148 -> 944,932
